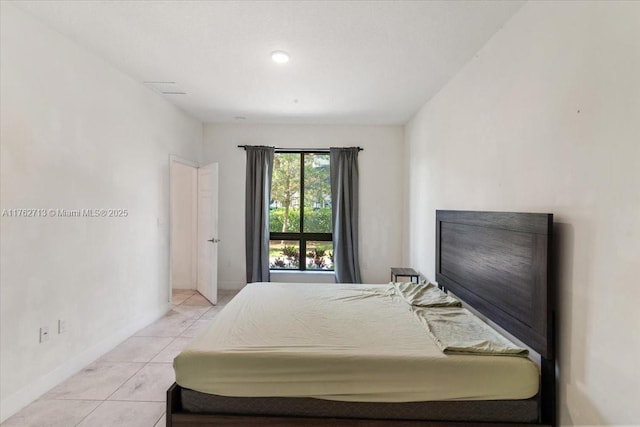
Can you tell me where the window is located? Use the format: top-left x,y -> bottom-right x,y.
269,152 -> 333,271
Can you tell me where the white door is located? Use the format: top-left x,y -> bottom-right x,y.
197,163 -> 219,304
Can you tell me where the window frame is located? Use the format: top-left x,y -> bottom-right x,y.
269,150 -> 333,271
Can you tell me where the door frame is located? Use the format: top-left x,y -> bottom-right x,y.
168,154 -> 200,304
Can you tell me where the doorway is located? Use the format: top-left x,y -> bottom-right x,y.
169,156 -> 219,305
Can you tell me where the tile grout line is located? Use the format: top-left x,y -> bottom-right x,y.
102,363 -> 147,403
71,290 -> 194,426
98,291 -> 212,407
73,399 -> 103,427
153,411 -> 166,427
96,398 -> 169,403
5,289 -> 227,426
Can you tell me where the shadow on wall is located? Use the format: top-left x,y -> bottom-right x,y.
553,222 -> 605,426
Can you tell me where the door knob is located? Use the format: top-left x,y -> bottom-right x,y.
207,238 -> 220,243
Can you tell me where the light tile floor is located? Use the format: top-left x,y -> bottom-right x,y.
2,289 -> 237,427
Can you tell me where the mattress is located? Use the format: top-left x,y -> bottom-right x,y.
173,282 -> 539,402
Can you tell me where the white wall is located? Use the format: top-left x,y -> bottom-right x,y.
170,161 -> 198,290
203,124 -> 404,289
0,4 -> 202,421
404,2 -> 640,425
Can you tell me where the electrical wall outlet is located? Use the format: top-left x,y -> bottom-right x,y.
58,319 -> 67,334
39,327 -> 49,343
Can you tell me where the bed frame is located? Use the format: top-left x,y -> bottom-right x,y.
167,210 -> 556,427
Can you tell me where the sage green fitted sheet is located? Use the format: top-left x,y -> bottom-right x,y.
174,282 -> 538,402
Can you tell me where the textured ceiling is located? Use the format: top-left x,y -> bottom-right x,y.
12,0 -> 524,125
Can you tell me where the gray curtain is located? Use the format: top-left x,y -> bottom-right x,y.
330,147 -> 362,283
245,146 -> 274,283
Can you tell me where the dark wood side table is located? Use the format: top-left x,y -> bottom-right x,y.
390,267 -> 420,284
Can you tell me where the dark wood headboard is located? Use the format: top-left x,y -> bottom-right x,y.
435,210 -> 554,359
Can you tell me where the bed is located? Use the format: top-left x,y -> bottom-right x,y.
167,210 -> 556,426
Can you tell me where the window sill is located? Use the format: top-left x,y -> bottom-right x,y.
270,270 -> 334,274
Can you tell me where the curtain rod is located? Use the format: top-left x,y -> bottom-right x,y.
237,145 -> 363,152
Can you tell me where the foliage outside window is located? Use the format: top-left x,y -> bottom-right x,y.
269,152 -> 333,271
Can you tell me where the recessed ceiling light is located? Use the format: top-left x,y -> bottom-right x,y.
271,51 -> 290,64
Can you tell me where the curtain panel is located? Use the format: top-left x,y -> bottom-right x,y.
245,146 -> 275,283
330,147 -> 362,283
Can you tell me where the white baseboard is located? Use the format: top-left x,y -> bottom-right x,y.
0,304 -> 170,423
171,284 -> 196,290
